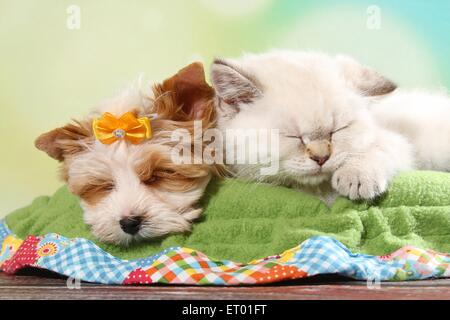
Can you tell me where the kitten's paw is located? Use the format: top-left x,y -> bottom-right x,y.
331,167 -> 388,200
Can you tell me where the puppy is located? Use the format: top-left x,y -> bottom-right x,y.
35,62 -> 221,244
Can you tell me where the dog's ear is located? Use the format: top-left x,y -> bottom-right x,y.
210,58 -> 262,108
35,121 -> 92,161
336,55 -> 396,96
153,62 -> 215,121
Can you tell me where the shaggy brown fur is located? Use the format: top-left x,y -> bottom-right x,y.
36,62 -> 226,203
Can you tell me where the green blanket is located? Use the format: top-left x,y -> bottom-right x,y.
5,171 -> 450,262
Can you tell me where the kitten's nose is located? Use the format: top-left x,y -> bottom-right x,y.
306,140 -> 331,166
119,216 -> 142,235
310,155 -> 330,166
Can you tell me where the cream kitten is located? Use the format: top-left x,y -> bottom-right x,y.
210,50 -> 450,202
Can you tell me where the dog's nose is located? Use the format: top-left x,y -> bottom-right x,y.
119,216 -> 142,235
310,155 -> 330,166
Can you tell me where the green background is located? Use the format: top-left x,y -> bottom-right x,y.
1,0 -> 449,216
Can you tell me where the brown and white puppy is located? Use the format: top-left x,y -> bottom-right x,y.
35,62 -> 222,245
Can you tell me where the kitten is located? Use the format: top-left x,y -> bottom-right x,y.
210,50 -> 450,202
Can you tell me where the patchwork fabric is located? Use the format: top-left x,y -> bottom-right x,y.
1,220 -> 449,285
6,172 -> 450,263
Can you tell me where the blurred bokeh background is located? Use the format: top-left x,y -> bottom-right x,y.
1,0 -> 449,216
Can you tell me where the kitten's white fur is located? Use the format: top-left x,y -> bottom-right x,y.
370,89 -> 450,171
210,50 -> 450,203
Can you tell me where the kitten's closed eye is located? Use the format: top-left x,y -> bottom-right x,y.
331,124 -> 351,134
285,134 -> 305,145
285,123 -> 350,143
330,124 -> 351,140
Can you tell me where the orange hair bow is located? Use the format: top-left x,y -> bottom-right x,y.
92,112 -> 152,145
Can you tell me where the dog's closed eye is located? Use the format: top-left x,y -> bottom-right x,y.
143,176 -> 157,185
71,179 -> 115,205
142,169 -> 177,186
154,168 -> 177,178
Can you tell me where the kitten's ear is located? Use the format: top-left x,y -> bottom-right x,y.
153,62 -> 215,121
35,121 -> 92,161
210,58 -> 262,107
336,55 -> 396,96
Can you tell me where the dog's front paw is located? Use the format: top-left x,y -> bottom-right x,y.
331,166 -> 388,200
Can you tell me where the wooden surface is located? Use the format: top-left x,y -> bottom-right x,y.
1,270 -> 450,300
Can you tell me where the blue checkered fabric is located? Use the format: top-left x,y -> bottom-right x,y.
131,247 -> 181,268
0,220 -> 11,243
286,236 -> 401,280
37,234 -> 140,284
